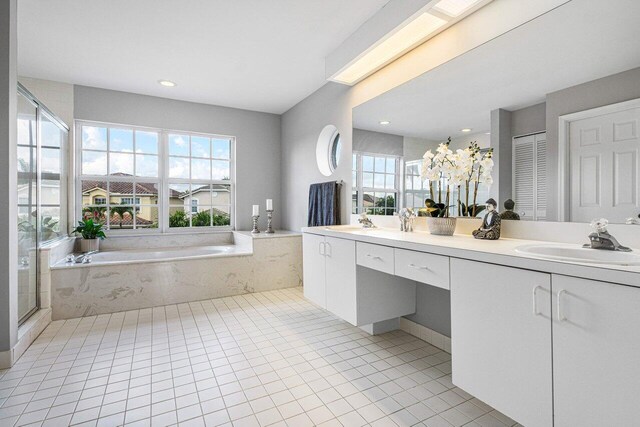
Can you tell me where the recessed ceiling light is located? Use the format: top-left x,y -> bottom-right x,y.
461,128 -> 472,132
485,132 -> 491,135
379,120 -> 391,125
158,80 -> 176,87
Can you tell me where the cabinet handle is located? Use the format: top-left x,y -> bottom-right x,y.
409,263 -> 430,271
319,242 -> 325,256
532,285 -> 542,315
557,289 -> 568,321
366,254 -> 382,260
325,242 -> 331,257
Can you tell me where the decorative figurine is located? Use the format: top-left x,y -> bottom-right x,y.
399,208 -> 417,232
500,199 -> 521,220
472,198 -> 501,240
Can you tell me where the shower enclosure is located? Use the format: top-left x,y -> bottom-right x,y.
17,83 -> 69,324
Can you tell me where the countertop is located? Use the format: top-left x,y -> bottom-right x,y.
302,225 -> 640,288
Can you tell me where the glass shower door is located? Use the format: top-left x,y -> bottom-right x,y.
16,84 -> 69,324
17,91 -> 38,322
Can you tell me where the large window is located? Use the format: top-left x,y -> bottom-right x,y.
352,152 -> 400,215
404,160 -> 430,209
77,122 -> 234,232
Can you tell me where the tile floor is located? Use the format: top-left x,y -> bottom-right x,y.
0,287 -> 520,427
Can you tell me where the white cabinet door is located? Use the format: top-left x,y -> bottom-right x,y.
553,275 -> 640,426
451,259 -> 552,427
302,233 -> 326,308
325,237 -> 357,325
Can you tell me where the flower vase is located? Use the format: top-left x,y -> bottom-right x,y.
426,217 -> 457,236
80,238 -> 99,253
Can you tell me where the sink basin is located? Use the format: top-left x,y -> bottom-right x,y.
515,244 -> 640,266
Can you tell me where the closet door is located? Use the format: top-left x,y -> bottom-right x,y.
513,132 -> 547,220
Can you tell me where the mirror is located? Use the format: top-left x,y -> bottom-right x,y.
352,0 -> 640,224
316,124 -> 342,176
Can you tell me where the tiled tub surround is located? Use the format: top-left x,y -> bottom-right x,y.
50,232 -> 302,320
0,288 -> 519,427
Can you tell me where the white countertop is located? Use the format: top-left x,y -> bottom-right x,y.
302,225 -> 640,288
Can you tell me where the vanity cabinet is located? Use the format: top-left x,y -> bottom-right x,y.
552,275 -> 640,426
302,233 -> 328,308
302,234 -> 358,323
451,259 -> 553,427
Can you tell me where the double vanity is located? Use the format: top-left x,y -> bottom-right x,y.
301,224 -> 640,427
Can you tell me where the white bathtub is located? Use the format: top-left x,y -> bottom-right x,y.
49,231 -> 303,319
53,244 -> 248,268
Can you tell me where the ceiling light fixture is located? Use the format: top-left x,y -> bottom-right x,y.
158,80 -> 176,87
379,120 -> 391,125
433,0 -> 484,17
461,128 -> 472,132
330,12 -> 447,85
327,0 -> 490,86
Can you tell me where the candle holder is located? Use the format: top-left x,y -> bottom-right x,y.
265,210 -> 274,234
251,215 -> 260,234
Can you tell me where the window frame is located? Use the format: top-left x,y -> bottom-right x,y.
352,151 -> 401,215
75,120 -> 235,234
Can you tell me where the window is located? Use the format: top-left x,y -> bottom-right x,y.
77,121 -> 234,232
167,133 -> 232,228
352,152 -> 400,215
405,160 -> 430,209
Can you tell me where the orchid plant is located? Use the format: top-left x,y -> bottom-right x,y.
421,138 -> 494,218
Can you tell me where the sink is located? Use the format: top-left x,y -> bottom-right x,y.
515,243 -> 640,266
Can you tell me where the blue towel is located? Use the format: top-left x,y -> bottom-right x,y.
308,181 -> 341,227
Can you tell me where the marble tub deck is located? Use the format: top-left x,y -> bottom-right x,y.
50,232 -> 302,320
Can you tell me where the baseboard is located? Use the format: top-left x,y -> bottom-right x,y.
0,308 -> 52,369
399,317 -> 452,354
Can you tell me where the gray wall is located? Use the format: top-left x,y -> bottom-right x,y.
0,0 -> 18,353
491,108 -> 512,205
405,285 -> 451,337
545,67 -> 640,221
281,82 -> 352,232
511,102 -> 546,137
74,86 -> 282,231
353,128 -> 403,156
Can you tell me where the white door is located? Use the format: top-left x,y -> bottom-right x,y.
512,132 -> 547,220
553,275 -> 640,426
302,233 -> 326,308
451,259 -> 553,427
569,104 -> 640,222
324,237 -> 357,325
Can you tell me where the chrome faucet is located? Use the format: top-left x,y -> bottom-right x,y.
583,219 -> 631,252
358,213 -> 376,229
74,251 -> 98,264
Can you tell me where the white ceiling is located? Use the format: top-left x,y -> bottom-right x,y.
17,0 -> 389,114
353,0 -> 640,140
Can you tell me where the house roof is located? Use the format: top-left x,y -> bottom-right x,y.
82,175 -> 181,197
178,184 -> 231,199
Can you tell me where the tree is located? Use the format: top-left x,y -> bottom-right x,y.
169,210 -> 189,227
111,203 -> 133,229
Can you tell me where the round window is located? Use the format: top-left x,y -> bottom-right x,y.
316,125 -> 342,176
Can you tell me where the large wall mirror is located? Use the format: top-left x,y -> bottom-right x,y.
352,0 -> 640,225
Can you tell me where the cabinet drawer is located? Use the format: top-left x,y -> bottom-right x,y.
394,249 -> 449,289
356,242 -> 394,275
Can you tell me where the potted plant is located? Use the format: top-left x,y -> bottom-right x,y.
421,138 -> 493,235
73,218 -> 106,252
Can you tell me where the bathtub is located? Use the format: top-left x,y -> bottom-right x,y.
50,231 -> 303,319
54,244 -> 246,267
